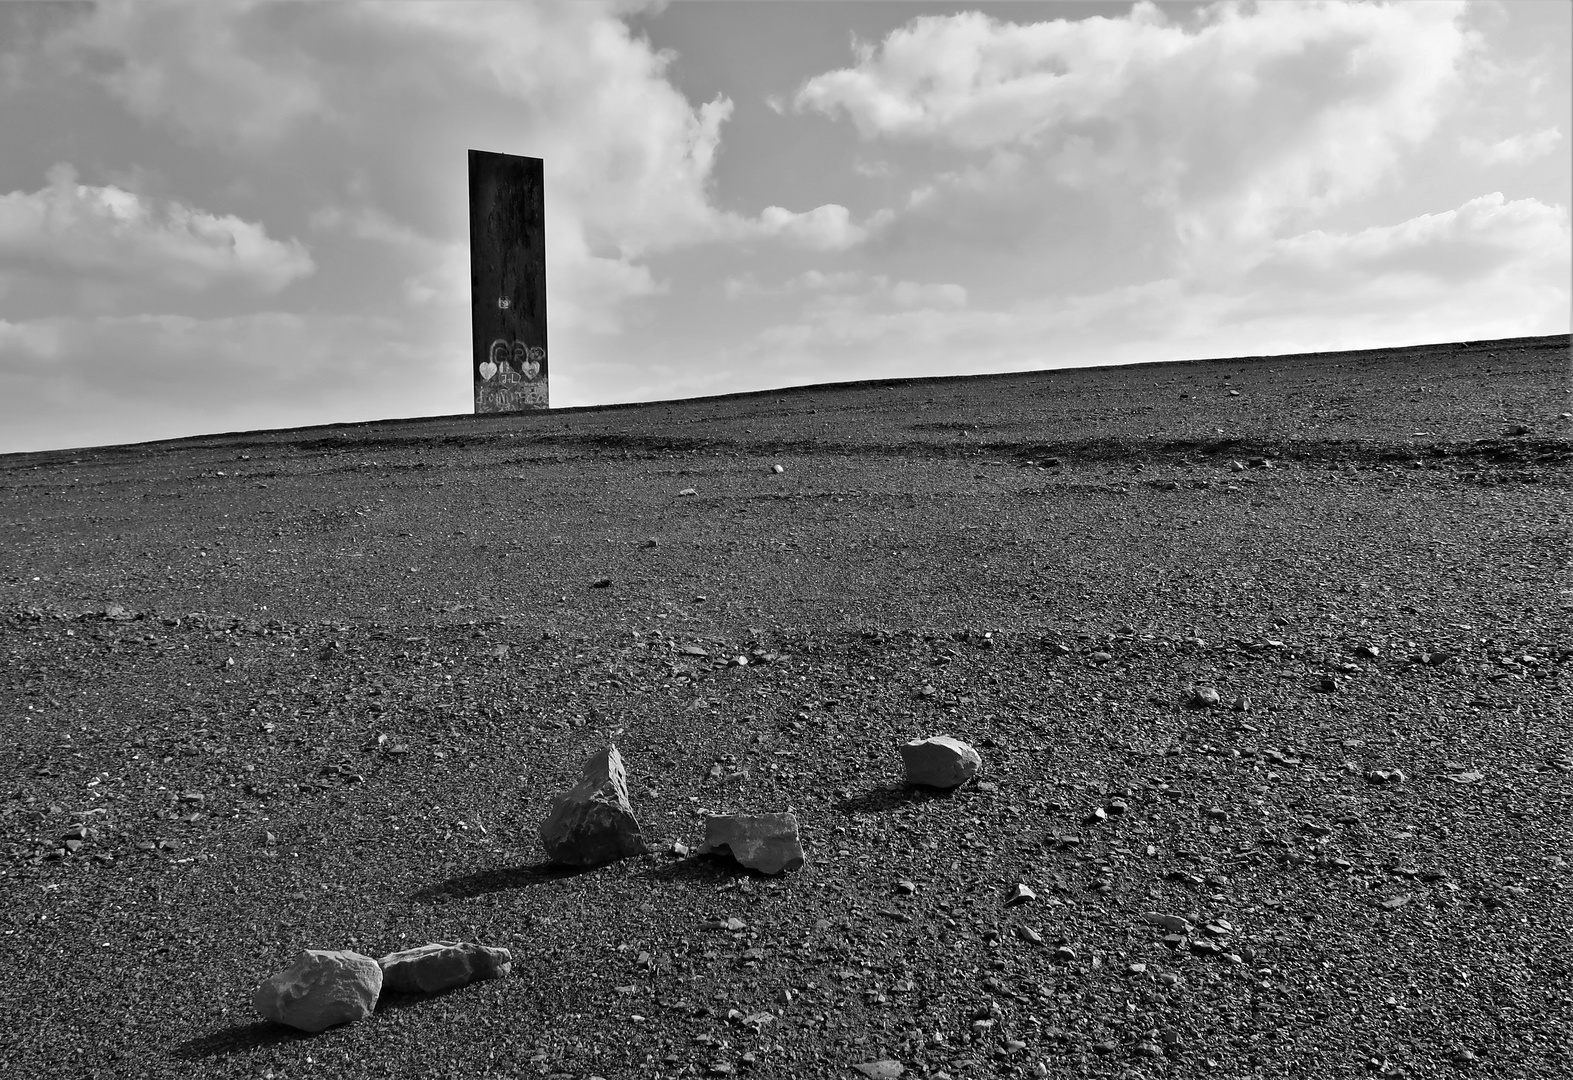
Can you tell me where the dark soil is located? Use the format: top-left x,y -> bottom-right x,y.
2,334 -> 1569,1080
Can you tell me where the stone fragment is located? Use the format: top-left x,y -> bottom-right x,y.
1006,882 -> 1036,906
1142,912 -> 1193,934
1366,767 -> 1406,784
539,746 -> 649,867
698,812 -> 805,874
852,1062 -> 905,1079
253,949 -> 382,1033
378,941 -> 512,994
1186,686 -> 1221,708
899,736 -> 981,789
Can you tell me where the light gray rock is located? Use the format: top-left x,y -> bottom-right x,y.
699,812 -> 806,874
253,949 -> 382,1033
540,745 -> 649,866
378,941 -> 512,994
899,736 -> 981,789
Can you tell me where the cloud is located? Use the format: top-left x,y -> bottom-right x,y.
1252,192 -> 1571,289
1461,125 -> 1564,166
42,0 -> 327,149
0,308 -> 462,452
0,163 -> 314,296
733,191 -> 1568,388
795,1 -> 1477,249
751,203 -> 870,251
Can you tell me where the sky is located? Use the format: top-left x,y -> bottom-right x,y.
0,0 -> 1568,454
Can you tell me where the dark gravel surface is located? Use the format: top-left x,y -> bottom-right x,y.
1,335 -> 1569,1080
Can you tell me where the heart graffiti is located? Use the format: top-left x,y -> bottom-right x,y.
480,341 -> 546,382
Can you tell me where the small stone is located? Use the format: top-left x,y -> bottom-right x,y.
1089,651 -> 1113,663
1126,962 -> 1147,975
1354,644 -> 1379,658
1052,945 -> 1076,963
1006,883 -> 1037,906
1142,912 -> 1193,934
590,577 -> 612,589
678,488 -> 698,496
771,465 -> 785,474
852,1061 -> 905,1079
1186,686 -> 1221,708
1379,894 -> 1412,910
895,879 -> 917,895
539,745 -> 649,867
1318,676 -> 1338,693
253,949 -> 381,1033
899,736 -> 981,789
1366,768 -> 1406,785
1015,925 -> 1043,945
378,941 -> 512,994
698,812 -> 805,874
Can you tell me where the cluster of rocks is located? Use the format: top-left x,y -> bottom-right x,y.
254,941 -> 512,1033
255,736 -> 982,1033
538,736 -> 982,875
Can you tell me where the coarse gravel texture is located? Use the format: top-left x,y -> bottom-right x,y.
1,335 -> 1569,1080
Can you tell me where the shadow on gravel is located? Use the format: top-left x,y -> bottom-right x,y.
640,854 -> 753,884
415,861 -> 593,902
835,783 -> 961,815
171,1021 -> 309,1061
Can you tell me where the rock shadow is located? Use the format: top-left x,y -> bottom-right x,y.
641,854 -> 753,885
415,861 -> 594,902
171,1020 -> 309,1061
834,783 -> 961,815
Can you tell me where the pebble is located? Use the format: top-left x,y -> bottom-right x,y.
1052,946 -> 1076,963
1090,651 -> 1113,663
852,1061 -> 904,1079
1016,925 -> 1044,945
1187,686 -> 1221,708
678,488 -> 698,496
1143,913 -> 1193,934
590,577 -> 612,588
771,465 -> 785,474
1006,883 -> 1037,906
1366,768 -> 1406,784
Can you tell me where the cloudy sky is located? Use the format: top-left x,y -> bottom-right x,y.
0,0 -> 1568,454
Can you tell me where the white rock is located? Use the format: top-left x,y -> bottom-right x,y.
698,812 -> 806,874
539,745 -> 649,867
378,941 -> 512,994
899,736 -> 981,789
253,949 -> 382,1033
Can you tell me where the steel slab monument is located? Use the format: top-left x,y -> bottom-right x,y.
469,149 -> 547,413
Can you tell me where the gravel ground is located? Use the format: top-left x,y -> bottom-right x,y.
1,335 -> 1569,1080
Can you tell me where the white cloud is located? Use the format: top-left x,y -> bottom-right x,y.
1461,125 -> 1564,166
0,308 -> 463,452
1253,192 -> 1570,288
796,1 -> 1477,249
750,203 -> 873,251
44,1 -> 327,149
734,191 -> 1568,388
0,163 -> 314,294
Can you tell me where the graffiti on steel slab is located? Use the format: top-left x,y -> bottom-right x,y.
475,381 -> 547,413
478,340 -> 545,383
